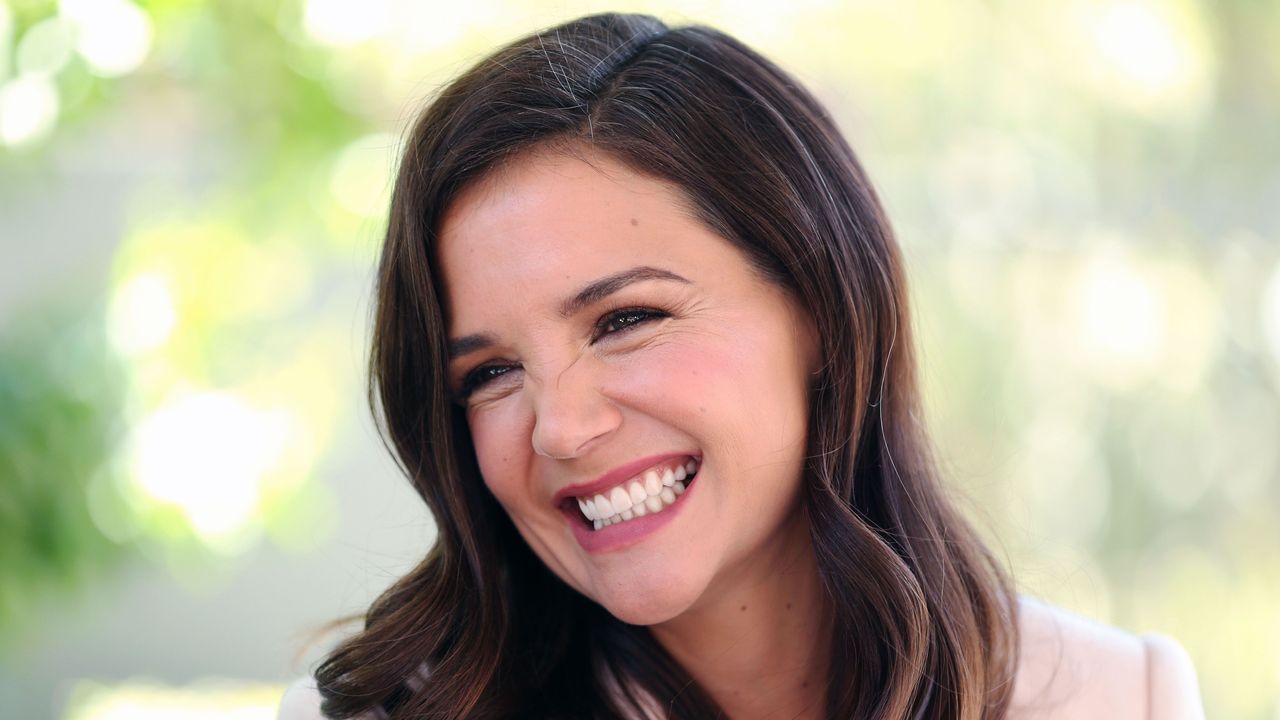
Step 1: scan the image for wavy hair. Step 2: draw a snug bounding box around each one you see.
[314,12,1019,719]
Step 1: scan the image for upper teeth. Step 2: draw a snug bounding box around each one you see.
[577,458,697,530]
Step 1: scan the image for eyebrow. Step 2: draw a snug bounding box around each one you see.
[558,266,690,317]
[446,265,691,361]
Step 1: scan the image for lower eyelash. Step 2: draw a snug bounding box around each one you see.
[459,363,518,399]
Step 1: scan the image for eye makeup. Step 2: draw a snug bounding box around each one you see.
[450,304,673,404]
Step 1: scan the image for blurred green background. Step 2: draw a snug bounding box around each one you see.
[1,0,1276,718]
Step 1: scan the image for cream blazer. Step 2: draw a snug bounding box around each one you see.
[278,596,1205,719]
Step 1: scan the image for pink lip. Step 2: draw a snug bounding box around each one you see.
[551,452,698,505]
[561,468,701,554]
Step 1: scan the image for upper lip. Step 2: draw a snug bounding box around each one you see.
[552,452,698,504]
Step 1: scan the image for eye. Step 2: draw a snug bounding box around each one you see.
[593,307,669,340]
[455,306,670,404]
[457,362,519,401]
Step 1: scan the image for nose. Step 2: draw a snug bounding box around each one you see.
[528,360,621,460]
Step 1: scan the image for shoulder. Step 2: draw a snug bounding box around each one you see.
[277,676,389,720]
[1010,595,1205,720]
[278,676,326,720]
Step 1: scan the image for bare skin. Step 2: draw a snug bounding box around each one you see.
[650,506,833,719]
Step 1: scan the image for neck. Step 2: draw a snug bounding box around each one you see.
[650,507,832,720]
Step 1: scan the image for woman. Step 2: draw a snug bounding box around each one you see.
[280,12,1203,719]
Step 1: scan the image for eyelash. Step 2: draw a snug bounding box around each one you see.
[456,306,669,401]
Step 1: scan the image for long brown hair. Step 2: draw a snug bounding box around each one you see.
[314,12,1019,719]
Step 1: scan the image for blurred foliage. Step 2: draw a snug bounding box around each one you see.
[1,0,1277,717]
[0,305,127,649]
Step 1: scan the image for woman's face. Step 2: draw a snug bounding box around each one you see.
[439,147,817,625]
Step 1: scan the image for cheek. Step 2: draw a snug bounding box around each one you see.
[630,328,810,474]
[467,404,531,503]
[615,335,778,442]
[618,340,735,407]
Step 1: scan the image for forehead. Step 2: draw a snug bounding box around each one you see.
[436,149,707,310]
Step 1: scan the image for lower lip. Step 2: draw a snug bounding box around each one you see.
[564,475,699,554]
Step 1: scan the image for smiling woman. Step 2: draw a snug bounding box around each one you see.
[439,149,819,623]
[279,11,1203,720]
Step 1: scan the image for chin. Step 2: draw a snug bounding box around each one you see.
[589,565,708,626]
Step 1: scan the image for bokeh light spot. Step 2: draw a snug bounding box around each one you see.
[1071,247,1166,388]
[303,0,389,47]
[16,16,76,77]
[108,272,178,356]
[1077,0,1211,115]
[0,73,60,146]
[129,391,295,550]
[1093,2,1182,88]
[61,0,153,77]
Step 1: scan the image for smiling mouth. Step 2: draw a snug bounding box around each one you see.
[566,457,699,531]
